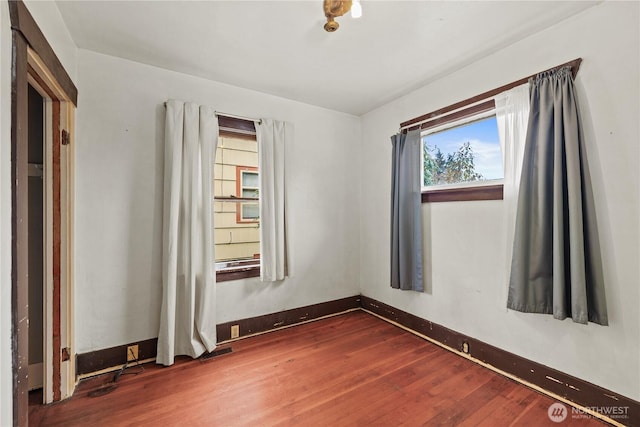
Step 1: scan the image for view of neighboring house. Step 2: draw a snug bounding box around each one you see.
[213,136,260,263]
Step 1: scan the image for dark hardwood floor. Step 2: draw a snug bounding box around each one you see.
[29,311,608,426]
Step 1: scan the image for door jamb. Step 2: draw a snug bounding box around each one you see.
[9,1,77,424]
[28,49,77,402]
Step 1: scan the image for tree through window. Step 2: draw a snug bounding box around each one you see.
[422,114,503,188]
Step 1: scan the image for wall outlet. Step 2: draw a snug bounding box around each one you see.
[231,325,240,339]
[127,344,139,362]
[462,341,470,354]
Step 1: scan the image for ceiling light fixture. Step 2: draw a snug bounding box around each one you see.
[351,0,362,19]
[323,0,361,32]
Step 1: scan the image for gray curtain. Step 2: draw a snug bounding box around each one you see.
[507,67,608,325]
[390,130,424,292]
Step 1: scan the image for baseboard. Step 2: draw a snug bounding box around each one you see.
[216,295,361,342]
[76,338,158,377]
[360,295,639,427]
[76,295,361,377]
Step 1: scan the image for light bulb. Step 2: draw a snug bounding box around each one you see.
[351,0,362,19]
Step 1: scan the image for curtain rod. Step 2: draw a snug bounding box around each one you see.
[399,58,582,131]
[162,103,262,125]
[215,111,262,125]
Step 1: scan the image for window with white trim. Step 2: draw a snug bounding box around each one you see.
[236,167,259,222]
[422,111,503,191]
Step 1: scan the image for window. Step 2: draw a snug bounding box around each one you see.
[401,59,583,204]
[236,167,259,222]
[214,117,260,282]
[422,112,503,189]
[401,99,504,203]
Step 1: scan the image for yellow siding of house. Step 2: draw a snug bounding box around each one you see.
[214,136,260,262]
[215,242,260,262]
[215,226,260,244]
[216,181,238,199]
[214,164,236,181]
[213,207,258,229]
[215,150,258,180]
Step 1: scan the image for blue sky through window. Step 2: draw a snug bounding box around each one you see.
[423,116,503,180]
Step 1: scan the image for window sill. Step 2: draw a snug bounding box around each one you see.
[215,257,260,283]
[422,184,503,203]
[216,265,260,282]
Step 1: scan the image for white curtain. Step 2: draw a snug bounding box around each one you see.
[157,100,218,366]
[494,84,530,305]
[257,119,292,281]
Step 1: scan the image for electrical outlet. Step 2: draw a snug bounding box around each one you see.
[462,341,470,354]
[231,325,240,339]
[127,344,139,362]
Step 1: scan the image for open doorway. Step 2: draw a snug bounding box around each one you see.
[23,51,77,406]
[10,1,78,423]
[27,84,45,393]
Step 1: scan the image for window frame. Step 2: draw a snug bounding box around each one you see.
[400,58,583,204]
[235,166,259,223]
[419,104,504,202]
[420,106,504,203]
[215,116,261,282]
[216,260,261,282]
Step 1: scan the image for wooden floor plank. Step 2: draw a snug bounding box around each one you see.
[464,381,536,427]
[269,342,444,426]
[29,311,608,426]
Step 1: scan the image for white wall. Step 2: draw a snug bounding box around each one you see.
[0,0,77,423]
[360,1,639,401]
[74,49,361,353]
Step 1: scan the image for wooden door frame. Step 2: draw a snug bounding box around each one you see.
[24,71,56,396]
[9,1,77,425]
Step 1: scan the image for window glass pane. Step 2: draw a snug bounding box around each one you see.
[213,136,260,266]
[213,201,260,262]
[242,189,259,198]
[242,203,259,219]
[242,171,259,188]
[423,116,502,187]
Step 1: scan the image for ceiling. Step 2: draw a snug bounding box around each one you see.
[55,1,599,116]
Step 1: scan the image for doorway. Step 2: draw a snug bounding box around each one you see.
[10,1,79,423]
[27,84,45,393]
[24,51,76,406]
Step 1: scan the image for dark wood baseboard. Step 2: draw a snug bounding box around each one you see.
[76,338,158,376]
[76,295,361,376]
[360,295,639,427]
[216,295,361,342]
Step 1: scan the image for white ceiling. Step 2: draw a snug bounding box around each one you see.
[55,1,599,116]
